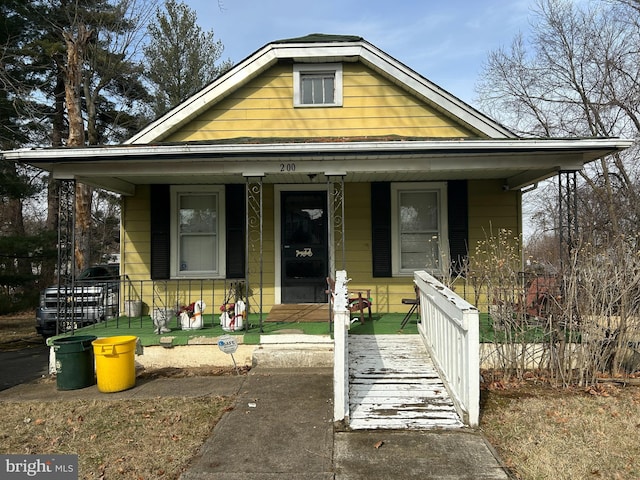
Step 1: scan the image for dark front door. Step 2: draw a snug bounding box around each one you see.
[281,191,328,303]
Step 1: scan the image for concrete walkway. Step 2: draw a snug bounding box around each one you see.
[0,367,511,479]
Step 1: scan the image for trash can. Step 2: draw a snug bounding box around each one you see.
[92,336,138,393]
[53,335,97,391]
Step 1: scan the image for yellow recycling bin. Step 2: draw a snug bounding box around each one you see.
[92,336,138,393]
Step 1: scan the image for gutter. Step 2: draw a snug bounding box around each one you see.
[2,138,634,163]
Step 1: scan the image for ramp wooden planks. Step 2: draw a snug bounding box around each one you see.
[348,335,464,430]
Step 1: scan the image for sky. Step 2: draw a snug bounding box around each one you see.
[183,0,533,109]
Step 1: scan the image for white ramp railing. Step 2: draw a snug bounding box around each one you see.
[415,271,480,427]
[332,271,351,424]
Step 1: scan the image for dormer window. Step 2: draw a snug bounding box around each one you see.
[293,63,343,107]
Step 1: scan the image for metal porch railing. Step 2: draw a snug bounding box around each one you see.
[46,277,250,336]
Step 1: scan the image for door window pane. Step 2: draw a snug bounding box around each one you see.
[283,196,325,245]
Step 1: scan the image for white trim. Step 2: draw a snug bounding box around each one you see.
[5,139,633,195]
[293,63,343,107]
[6,138,632,160]
[170,185,226,279]
[274,184,329,304]
[391,182,448,277]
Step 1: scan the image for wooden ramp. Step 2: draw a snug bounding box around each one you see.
[348,335,463,430]
[265,303,330,322]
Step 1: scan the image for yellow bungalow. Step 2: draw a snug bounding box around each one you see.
[6,34,631,322]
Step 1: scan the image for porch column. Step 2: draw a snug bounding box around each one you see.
[57,179,76,283]
[327,175,345,272]
[55,179,76,336]
[245,176,264,332]
[558,170,578,271]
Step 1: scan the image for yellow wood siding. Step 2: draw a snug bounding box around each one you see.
[165,63,476,142]
[121,180,522,314]
[120,185,275,314]
[340,183,419,313]
[122,185,151,281]
[467,179,522,251]
[333,181,522,313]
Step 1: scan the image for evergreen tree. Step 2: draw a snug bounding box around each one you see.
[0,1,53,312]
[144,0,232,116]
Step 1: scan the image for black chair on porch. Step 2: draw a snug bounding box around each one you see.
[401,283,420,329]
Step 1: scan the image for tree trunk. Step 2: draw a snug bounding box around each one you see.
[74,183,92,271]
[63,25,93,272]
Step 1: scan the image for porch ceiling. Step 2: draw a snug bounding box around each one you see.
[3,138,632,196]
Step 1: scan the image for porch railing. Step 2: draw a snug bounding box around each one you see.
[415,270,480,427]
[119,277,248,324]
[48,277,249,336]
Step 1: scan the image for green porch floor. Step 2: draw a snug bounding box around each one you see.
[47,312,420,347]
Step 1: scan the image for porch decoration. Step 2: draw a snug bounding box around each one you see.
[180,300,206,330]
[220,299,245,331]
[152,307,174,334]
[219,283,246,331]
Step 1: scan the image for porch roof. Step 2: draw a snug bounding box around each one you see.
[2,137,633,196]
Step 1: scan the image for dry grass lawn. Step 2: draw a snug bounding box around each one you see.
[0,311,42,351]
[0,313,236,479]
[0,394,233,479]
[3,314,640,479]
[481,380,640,479]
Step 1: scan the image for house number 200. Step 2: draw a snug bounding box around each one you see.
[280,163,296,172]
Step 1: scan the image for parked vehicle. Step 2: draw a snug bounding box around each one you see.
[36,264,120,338]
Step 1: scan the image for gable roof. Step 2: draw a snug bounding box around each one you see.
[125,34,516,145]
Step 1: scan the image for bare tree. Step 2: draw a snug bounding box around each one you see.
[54,0,156,271]
[475,0,640,386]
[476,0,640,245]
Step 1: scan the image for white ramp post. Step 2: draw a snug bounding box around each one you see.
[333,270,350,424]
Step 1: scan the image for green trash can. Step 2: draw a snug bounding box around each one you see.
[53,335,97,390]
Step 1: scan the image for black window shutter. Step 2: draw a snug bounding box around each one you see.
[150,185,171,280]
[447,180,468,274]
[371,182,392,277]
[225,184,246,278]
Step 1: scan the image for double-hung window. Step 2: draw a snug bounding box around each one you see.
[293,63,343,107]
[170,186,225,278]
[391,183,448,275]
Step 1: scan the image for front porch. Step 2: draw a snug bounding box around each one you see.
[49,306,419,348]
